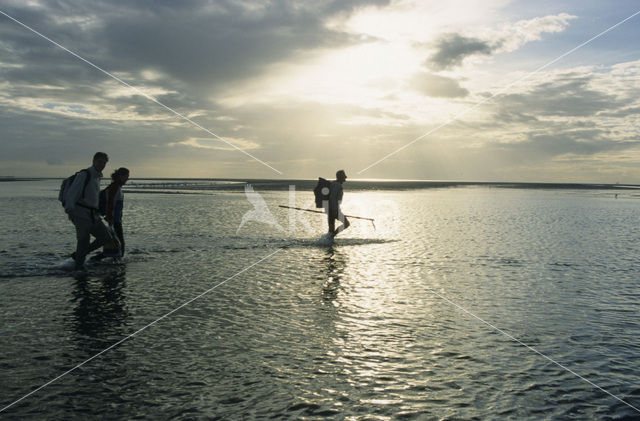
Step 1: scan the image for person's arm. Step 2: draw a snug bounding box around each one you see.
[328,192,336,210]
[64,170,87,214]
[329,183,343,209]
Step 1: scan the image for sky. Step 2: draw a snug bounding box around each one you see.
[0,0,639,182]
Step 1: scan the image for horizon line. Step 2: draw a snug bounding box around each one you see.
[1,175,638,187]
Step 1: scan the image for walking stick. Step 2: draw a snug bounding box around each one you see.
[278,205,376,229]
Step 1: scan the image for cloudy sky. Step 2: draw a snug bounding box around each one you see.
[1,0,639,182]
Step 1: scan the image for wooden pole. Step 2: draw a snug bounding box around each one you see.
[278,205,376,229]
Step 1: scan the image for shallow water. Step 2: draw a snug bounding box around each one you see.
[1,180,639,419]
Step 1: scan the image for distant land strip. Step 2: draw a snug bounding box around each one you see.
[123,179,640,191]
[7,177,640,191]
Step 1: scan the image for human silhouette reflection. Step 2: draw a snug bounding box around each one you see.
[69,267,130,353]
[322,245,346,306]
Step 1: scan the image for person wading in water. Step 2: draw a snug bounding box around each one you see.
[91,167,130,261]
[65,152,110,270]
[328,170,350,237]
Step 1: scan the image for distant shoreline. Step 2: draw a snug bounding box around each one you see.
[4,177,639,191]
[0,176,45,182]
[112,179,640,193]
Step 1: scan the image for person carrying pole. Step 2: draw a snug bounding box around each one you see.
[328,170,350,237]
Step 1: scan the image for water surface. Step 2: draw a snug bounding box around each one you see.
[1,180,639,419]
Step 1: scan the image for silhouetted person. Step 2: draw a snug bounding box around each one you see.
[91,167,129,260]
[65,152,110,270]
[328,170,350,236]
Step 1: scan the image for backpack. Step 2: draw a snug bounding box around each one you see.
[58,169,90,208]
[313,177,331,208]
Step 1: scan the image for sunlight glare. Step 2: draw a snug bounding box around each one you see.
[269,42,419,106]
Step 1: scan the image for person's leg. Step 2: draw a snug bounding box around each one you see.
[73,217,91,268]
[89,251,105,261]
[334,214,350,235]
[88,239,104,254]
[88,219,110,252]
[342,216,350,231]
[328,211,336,234]
[113,222,125,256]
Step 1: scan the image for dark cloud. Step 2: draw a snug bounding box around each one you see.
[432,129,640,183]
[493,110,539,124]
[503,132,608,158]
[439,72,639,164]
[425,33,496,71]
[478,135,640,182]
[424,14,576,72]
[1,0,389,90]
[497,75,627,118]
[409,72,468,98]
[598,106,640,118]
[0,0,392,124]
[0,102,176,163]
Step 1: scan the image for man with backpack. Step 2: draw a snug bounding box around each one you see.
[63,152,111,270]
